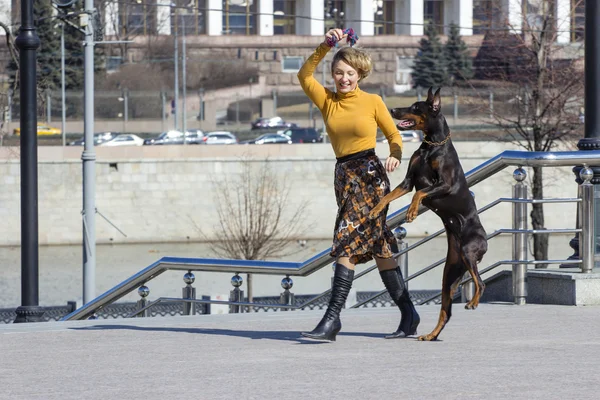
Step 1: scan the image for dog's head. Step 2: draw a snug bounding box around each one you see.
[390,87,443,132]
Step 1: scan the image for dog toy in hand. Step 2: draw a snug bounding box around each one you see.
[326,28,359,48]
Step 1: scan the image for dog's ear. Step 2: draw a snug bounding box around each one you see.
[432,88,442,113]
[426,87,434,103]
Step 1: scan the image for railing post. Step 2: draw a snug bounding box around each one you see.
[512,167,528,305]
[229,274,244,313]
[279,276,295,311]
[461,191,477,302]
[579,166,595,273]
[136,285,149,317]
[393,227,409,290]
[182,271,196,316]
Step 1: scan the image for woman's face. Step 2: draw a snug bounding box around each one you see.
[332,60,359,94]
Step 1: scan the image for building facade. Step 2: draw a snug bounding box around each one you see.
[99,0,582,42]
[0,1,582,42]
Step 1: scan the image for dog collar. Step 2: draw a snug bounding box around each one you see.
[423,132,451,146]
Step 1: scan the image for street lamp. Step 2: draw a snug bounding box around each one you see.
[564,1,600,268]
[14,0,43,323]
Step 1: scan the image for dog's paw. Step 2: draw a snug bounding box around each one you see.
[406,207,418,223]
[417,334,437,342]
[369,207,382,220]
[465,302,479,310]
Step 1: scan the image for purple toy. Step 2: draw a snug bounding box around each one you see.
[326,28,359,48]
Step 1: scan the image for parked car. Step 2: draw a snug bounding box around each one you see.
[14,123,61,136]
[240,133,292,145]
[100,134,145,147]
[202,131,238,145]
[144,130,205,145]
[184,130,204,144]
[377,130,423,143]
[251,116,297,130]
[282,127,323,143]
[68,132,120,146]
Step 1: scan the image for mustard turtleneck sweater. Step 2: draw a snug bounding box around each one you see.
[297,44,403,160]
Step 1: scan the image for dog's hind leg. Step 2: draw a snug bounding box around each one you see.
[462,238,487,310]
[418,235,465,341]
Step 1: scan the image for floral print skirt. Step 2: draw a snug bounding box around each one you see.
[330,151,398,265]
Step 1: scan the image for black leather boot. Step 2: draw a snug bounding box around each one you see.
[380,266,420,339]
[301,264,354,342]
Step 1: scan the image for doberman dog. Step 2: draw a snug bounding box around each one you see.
[370,87,487,341]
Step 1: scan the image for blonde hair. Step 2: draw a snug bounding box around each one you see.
[331,47,373,82]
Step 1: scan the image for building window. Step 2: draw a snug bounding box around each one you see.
[324,1,346,31]
[106,56,123,73]
[274,0,296,34]
[473,0,495,34]
[282,56,304,73]
[118,0,157,36]
[172,0,207,35]
[424,0,443,34]
[374,0,394,35]
[223,0,257,35]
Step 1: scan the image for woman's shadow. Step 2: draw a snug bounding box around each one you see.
[70,324,386,343]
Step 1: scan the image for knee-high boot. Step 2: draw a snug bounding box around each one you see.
[380,266,420,338]
[301,263,354,342]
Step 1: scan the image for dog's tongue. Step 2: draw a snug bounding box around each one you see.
[397,120,413,129]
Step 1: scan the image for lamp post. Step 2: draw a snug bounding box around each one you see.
[564,1,600,267]
[198,88,204,121]
[14,0,44,322]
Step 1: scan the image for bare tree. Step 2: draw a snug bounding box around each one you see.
[197,157,311,301]
[470,0,584,267]
[0,20,18,141]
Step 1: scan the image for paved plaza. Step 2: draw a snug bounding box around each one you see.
[0,304,598,400]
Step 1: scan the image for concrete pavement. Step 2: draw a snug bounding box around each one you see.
[0,304,598,400]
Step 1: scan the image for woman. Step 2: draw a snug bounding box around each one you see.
[298,29,420,342]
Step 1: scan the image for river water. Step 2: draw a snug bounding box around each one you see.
[0,234,575,308]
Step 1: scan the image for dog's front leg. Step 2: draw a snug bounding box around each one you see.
[369,153,420,219]
[406,181,454,222]
[369,184,411,219]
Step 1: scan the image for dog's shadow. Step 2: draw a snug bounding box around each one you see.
[69,324,390,344]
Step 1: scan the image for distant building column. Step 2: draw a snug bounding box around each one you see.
[258,0,274,35]
[105,1,119,36]
[444,0,473,36]
[555,0,571,43]
[207,0,223,35]
[296,0,325,35]
[0,0,9,36]
[345,0,374,36]
[156,0,171,35]
[394,0,423,36]
[501,0,523,34]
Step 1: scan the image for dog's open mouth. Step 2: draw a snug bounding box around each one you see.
[396,119,415,130]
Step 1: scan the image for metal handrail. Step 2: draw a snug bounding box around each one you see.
[416,258,583,306]
[61,150,600,321]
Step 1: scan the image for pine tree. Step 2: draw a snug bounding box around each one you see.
[34,0,61,90]
[444,23,473,84]
[412,22,448,89]
[7,1,103,91]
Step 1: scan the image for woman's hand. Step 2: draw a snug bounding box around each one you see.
[385,156,400,173]
[323,29,347,47]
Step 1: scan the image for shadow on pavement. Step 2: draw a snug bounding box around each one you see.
[70,324,388,343]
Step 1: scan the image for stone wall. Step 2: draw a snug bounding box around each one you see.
[0,141,582,246]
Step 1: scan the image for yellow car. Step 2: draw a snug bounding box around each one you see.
[13,124,62,136]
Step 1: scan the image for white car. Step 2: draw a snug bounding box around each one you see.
[377,130,423,143]
[202,131,238,145]
[101,134,145,147]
